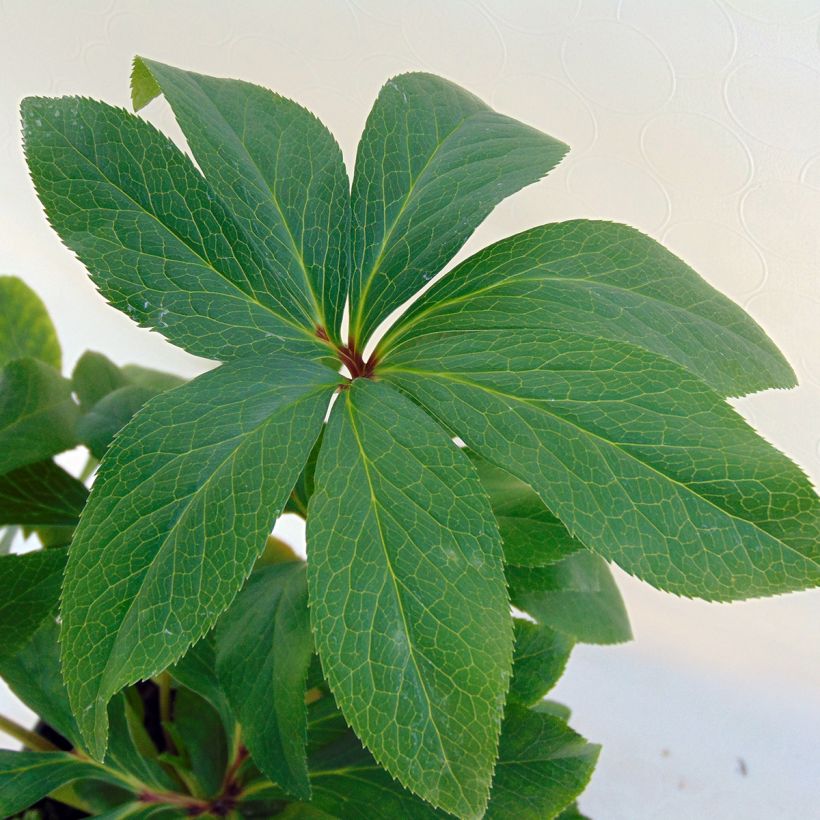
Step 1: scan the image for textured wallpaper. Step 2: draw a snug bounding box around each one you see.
[1,2,818,817]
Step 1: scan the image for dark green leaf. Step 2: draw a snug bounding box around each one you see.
[308,379,511,818]
[0,276,61,370]
[379,221,795,397]
[0,460,87,527]
[0,548,66,662]
[484,705,599,820]
[509,620,574,706]
[472,457,583,567]
[507,553,632,645]
[216,560,313,800]
[133,58,351,344]
[61,355,339,759]
[350,73,567,345]
[172,687,228,797]
[169,634,234,737]
[22,96,331,364]
[383,328,820,600]
[119,364,185,393]
[0,751,128,817]
[0,358,78,474]
[285,432,322,517]
[556,804,591,820]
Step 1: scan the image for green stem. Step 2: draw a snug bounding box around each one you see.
[0,712,60,752]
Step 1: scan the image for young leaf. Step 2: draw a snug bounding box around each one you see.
[379,220,795,398]
[133,58,351,344]
[216,560,313,800]
[383,328,820,600]
[0,751,129,817]
[75,384,157,459]
[0,548,66,662]
[507,553,632,645]
[308,379,512,819]
[21,96,330,364]
[472,456,583,567]
[0,358,78,474]
[0,460,87,527]
[350,73,567,345]
[0,276,61,370]
[509,620,574,706]
[484,705,599,820]
[61,355,339,759]
[72,352,129,411]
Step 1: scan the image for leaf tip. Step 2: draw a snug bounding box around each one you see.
[130,56,161,112]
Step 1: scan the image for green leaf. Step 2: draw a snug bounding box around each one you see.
[0,548,66,663]
[305,732,441,820]
[0,460,87,527]
[0,751,128,817]
[61,355,339,759]
[72,352,129,411]
[307,378,511,819]
[172,687,228,797]
[484,705,599,820]
[216,560,313,800]
[509,620,574,707]
[169,634,233,737]
[0,276,61,370]
[285,432,322,517]
[21,96,331,364]
[133,58,351,344]
[350,73,567,345]
[383,328,820,600]
[0,358,78,474]
[556,803,590,820]
[94,805,181,820]
[0,618,80,745]
[76,384,157,459]
[119,364,185,393]
[379,221,795,397]
[507,552,632,645]
[472,456,583,567]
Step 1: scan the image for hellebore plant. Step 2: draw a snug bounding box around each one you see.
[0,58,817,818]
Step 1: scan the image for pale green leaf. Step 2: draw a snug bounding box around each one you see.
[0,358,78,474]
[383,328,820,600]
[508,553,632,645]
[0,460,87,527]
[21,96,331,364]
[350,73,567,345]
[61,355,339,759]
[216,560,313,800]
[484,705,599,820]
[307,379,511,819]
[133,58,351,344]
[0,276,61,370]
[0,549,66,663]
[72,351,129,411]
[509,620,574,706]
[76,384,157,458]
[379,221,795,397]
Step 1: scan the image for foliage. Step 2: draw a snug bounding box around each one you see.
[0,58,816,819]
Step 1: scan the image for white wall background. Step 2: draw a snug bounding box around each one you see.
[1,1,819,817]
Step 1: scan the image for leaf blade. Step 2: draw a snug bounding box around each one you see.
[351,73,567,344]
[0,276,61,370]
[379,221,795,397]
[133,58,352,343]
[61,355,339,758]
[383,328,820,600]
[216,561,314,800]
[22,96,330,363]
[307,379,512,818]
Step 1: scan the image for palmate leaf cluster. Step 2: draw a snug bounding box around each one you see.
[0,56,817,819]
